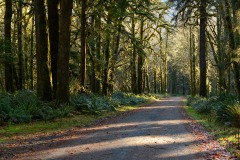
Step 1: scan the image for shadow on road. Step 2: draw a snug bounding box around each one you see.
[2,97,207,160]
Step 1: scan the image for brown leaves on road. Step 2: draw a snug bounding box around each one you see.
[180,106,237,160]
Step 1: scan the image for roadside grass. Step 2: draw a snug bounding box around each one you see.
[0,98,155,143]
[184,105,240,157]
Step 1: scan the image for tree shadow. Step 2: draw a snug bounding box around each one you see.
[1,98,206,160]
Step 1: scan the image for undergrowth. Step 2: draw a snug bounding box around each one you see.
[0,91,156,125]
[186,93,240,157]
[0,91,158,142]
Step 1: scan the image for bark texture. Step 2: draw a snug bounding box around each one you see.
[34,0,52,101]
[56,0,73,103]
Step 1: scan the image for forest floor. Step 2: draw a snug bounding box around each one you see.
[0,97,234,160]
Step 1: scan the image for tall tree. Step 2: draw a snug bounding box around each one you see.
[47,0,59,98]
[189,27,197,96]
[95,13,102,93]
[56,0,73,103]
[131,15,137,94]
[199,0,207,97]
[137,18,144,94]
[223,0,240,98]
[4,0,14,92]
[102,12,111,95]
[170,0,208,96]
[80,0,87,88]
[30,2,35,90]
[18,0,23,90]
[34,0,52,101]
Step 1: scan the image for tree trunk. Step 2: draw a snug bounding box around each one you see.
[154,68,157,93]
[199,0,207,97]
[80,0,87,88]
[4,0,14,93]
[182,74,185,95]
[102,13,111,96]
[35,0,52,101]
[89,16,96,93]
[131,16,137,94]
[159,65,163,94]
[146,68,150,93]
[189,27,193,96]
[47,0,59,98]
[30,5,34,90]
[95,14,101,93]
[109,22,122,93]
[142,67,146,93]
[216,7,227,93]
[137,19,144,94]
[192,33,197,96]
[56,0,73,103]
[164,31,168,94]
[224,0,240,98]
[18,0,23,90]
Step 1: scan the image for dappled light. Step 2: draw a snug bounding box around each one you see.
[1,0,239,159]
[3,97,206,160]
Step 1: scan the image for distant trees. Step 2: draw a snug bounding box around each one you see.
[170,0,240,97]
[170,0,208,97]
[3,0,240,103]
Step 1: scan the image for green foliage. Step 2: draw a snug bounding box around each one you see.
[187,94,239,124]
[187,96,213,114]
[187,94,240,126]
[112,92,146,105]
[71,92,148,114]
[225,104,240,129]
[0,91,151,125]
[0,91,72,125]
[186,95,240,153]
[225,104,240,148]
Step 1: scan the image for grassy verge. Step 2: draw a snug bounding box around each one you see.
[0,99,155,143]
[184,105,240,157]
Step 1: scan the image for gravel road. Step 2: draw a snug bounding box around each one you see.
[9,97,205,160]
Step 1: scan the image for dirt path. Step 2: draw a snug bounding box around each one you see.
[3,97,207,160]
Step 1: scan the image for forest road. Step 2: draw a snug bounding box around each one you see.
[13,97,205,160]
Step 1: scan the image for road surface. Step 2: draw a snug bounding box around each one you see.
[4,97,206,160]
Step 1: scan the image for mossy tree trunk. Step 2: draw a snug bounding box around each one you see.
[224,0,240,98]
[102,13,111,96]
[199,0,207,97]
[137,18,144,94]
[131,16,137,94]
[56,0,73,103]
[80,0,87,88]
[4,0,14,93]
[34,0,52,101]
[18,0,23,90]
[47,0,59,99]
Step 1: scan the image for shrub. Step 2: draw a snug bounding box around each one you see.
[70,94,95,113]
[225,104,240,148]
[225,104,240,129]
[71,92,147,114]
[188,97,213,114]
[0,93,13,122]
[0,91,73,124]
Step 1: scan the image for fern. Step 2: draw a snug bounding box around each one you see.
[225,104,240,148]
